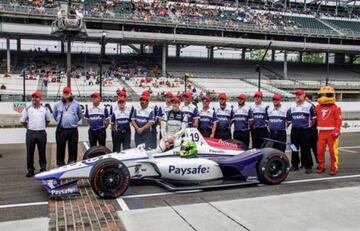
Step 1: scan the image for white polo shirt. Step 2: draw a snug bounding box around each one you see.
[20,105,51,131]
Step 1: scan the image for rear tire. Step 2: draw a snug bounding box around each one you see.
[83,145,111,160]
[89,158,130,199]
[257,148,290,185]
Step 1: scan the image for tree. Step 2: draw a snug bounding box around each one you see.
[249,49,270,61]
[303,52,324,63]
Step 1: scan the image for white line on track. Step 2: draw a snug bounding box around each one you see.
[0,201,48,209]
[116,198,130,211]
[83,141,90,151]
[284,174,360,184]
[339,148,357,153]
[122,190,202,199]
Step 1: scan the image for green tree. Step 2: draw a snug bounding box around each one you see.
[303,53,324,63]
[249,49,270,61]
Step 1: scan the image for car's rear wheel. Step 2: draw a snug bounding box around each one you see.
[83,145,111,160]
[89,158,130,199]
[257,148,289,185]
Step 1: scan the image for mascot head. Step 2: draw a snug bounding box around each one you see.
[317,86,336,105]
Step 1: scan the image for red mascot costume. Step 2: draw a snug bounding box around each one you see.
[315,86,342,176]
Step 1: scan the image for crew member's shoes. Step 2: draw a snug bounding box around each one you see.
[26,170,35,177]
[290,166,299,171]
[329,170,337,176]
[39,168,47,173]
[316,168,325,174]
[305,168,312,174]
[316,165,322,171]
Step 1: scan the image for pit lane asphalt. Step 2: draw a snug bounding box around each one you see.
[1,133,360,223]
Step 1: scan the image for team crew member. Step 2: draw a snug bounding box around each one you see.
[232,94,253,147]
[305,94,319,164]
[111,97,134,152]
[20,92,51,177]
[157,92,174,141]
[315,86,342,176]
[131,94,155,149]
[181,92,199,128]
[250,91,268,148]
[266,93,288,152]
[53,87,82,167]
[84,92,109,147]
[160,97,188,150]
[197,96,217,138]
[214,93,233,139]
[287,89,316,173]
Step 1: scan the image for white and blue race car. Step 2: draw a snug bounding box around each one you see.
[35,128,290,199]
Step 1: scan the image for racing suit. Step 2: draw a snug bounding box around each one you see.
[159,110,188,151]
[315,104,342,173]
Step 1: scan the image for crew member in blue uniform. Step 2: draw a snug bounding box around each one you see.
[181,92,199,128]
[111,97,134,152]
[287,89,317,173]
[197,96,218,138]
[53,87,82,167]
[305,94,319,164]
[250,91,268,148]
[232,93,253,147]
[266,93,288,152]
[214,93,233,140]
[131,94,155,149]
[84,92,109,147]
[20,91,51,177]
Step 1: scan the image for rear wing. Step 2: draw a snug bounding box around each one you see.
[261,138,298,152]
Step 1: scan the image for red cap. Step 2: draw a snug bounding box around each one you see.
[202,96,211,102]
[142,91,150,97]
[91,92,100,98]
[117,97,126,103]
[272,93,282,101]
[32,91,42,98]
[117,90,127,97]
[139,95,149,101]
[171,97,181,104]
[218,93,227,100]
[295,89,305,95]
[63,86,72,94]
[165,92,174,98]
[182,92,192,98]
[237,94,247,100]
[254,91,263,98]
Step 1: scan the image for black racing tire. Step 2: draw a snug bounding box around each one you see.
[83,145,111,160]
[89,158,130,199]
[223,139,247,148]
[257,148,290,185]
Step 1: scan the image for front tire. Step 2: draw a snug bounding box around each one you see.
[257,148,290,185]
[83,145,111,160]
[89,158,130,199]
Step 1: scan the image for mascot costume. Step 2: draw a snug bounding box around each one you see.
[315,86,342,176]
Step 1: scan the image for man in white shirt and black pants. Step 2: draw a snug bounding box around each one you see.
[20,92,51,177]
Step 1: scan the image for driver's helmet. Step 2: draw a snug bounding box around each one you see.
[179,141,197,158]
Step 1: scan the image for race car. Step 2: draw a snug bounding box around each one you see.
[35,128,290,199]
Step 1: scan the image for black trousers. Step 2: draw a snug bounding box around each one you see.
[268,130,287,153]
[56,128,79,166]
[26,130,47,171]
[251,127,268,149]
[215,129,231,140]
[151,126,158,149]
[199,129,211,138]
[290,128,313,169]
[233,130,250,147]
[135,130,154,149]
[88,128,106,147]
[113,130,131,152]
[310,127,319,163]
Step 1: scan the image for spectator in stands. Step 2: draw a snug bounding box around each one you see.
[53,87,82,167]
[250,91,268,148]
[214,93,233,140]
[181,92,199,128]
[20,91,50,177]
[197,96,217,138]
[111,97,134,152]
[232,94,253,147]
[131,94,155,149]
[266,93,288,152]
[287,89,316,173]
[83,92,109,147]
[305,94,319,164]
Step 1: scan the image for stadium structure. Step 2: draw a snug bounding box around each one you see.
[0,0,360,104]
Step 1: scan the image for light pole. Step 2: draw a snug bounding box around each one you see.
[256,42,272,92]
[99,31,106,97]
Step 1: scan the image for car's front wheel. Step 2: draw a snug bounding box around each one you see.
[83,145,111,160]
[89,158,130,199]
[257,148,290,185]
